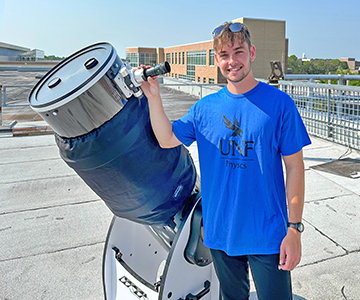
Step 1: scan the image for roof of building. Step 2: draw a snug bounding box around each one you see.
[0,41,30,52]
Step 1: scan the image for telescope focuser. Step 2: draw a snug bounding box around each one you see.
[113,61,171,99]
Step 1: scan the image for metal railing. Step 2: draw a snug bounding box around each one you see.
[0,84,36,126]
[284,74,360,85]
[279,80,360,150]
[2,80,360,151]
[1,84,33,107]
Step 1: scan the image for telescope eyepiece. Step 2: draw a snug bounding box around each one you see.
[144,61,171,79]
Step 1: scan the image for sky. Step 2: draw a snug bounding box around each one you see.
[0,0,359,60]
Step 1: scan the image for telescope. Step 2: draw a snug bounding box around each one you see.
[28,42,219,300]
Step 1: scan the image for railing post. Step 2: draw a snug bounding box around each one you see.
[0,85,2,126]
[307,85,314,111]
[327,88,333,138]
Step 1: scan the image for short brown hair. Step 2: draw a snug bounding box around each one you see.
[213,22,252,53]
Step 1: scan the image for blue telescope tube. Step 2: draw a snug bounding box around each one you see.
[55,95,196,226]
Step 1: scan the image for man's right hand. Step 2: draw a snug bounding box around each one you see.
[141,76,160,100]
[138,67,181,149]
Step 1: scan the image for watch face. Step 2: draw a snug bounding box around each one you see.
[288,222,304,232]
[298,223,305,232]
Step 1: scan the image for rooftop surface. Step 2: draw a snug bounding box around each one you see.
[0,74,359,299]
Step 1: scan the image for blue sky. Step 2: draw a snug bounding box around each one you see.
[0,0,359,60]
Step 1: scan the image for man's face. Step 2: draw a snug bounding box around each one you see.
[215,39,256,84]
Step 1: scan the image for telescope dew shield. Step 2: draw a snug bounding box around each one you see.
[28,42,197,226]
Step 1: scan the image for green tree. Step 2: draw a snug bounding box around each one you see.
[287,55,304,74]
[44,55,65,60]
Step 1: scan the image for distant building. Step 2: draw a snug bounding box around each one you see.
[0,42,30,61]
[301,53,311,62]
[126,17,288,82]
[19,49,45,61]
[340,58,360,74]
[0,41,44,61]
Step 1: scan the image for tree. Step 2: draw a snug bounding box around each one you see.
[287,55,304,74]
[287,56,357,77]
[44,55,65,61]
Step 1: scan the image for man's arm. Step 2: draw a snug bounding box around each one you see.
[279,149,305,271]
[141,77,182,148]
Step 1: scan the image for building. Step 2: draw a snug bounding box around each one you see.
[0,41,44,61]
[19,49,45,61]
[301,53,311,62]
[340,58,360,74]
[232,18,288,80]
[126,18,288,83]
[164,41,217,83]
[0,42,30,61]
[126,47,158,66]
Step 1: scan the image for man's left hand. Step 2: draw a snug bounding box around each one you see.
[279,228,302,271]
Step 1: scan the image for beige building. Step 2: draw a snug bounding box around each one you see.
[233,18,288,80]
[126,18,288,83]
[340,57,360,73]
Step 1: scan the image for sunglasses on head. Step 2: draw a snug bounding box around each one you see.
[212,22,243,37]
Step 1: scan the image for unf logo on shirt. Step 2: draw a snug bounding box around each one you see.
[220,114,255,158]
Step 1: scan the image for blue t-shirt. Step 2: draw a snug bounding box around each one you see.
[172,82,311,256]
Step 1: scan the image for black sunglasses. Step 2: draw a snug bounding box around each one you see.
[212,22,243,37]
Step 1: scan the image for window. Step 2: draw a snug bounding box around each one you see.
[166,53,170,63]
[182,52,185,65]
[203,78,206,83]
[178,51,207,81]
[175,53,177,64]
[126,53,139,66]
[179,64,195,81]
[139,53,157,66]
[187,51,206,66]
[172,53,174,64]
[209,50,215,66]
[209,78,215,84]
[126,53,157,67]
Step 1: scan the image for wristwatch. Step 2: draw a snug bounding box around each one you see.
[287,222,304,233]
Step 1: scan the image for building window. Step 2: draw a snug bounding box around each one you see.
[187,50,206,66]
[179,64,195,81]
[175,53,177,64]
[209,78,215,84]
[182,52,185,65]
[178,51,207,81]
[126,53,139,66]
[172,53,174,64]
[139,53,157,66]
[125,52,156,67]
[166,53,170,63]
[209,50,215,66]
[203,78,206,83]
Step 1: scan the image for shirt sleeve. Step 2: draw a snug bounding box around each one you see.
[172,105,197,147]
[279,104,311,156]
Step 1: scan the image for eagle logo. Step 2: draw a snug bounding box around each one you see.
[223,114,243,137]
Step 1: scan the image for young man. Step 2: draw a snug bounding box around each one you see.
[141,22,311,300]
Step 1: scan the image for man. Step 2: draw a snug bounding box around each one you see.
[141,21,311,300]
